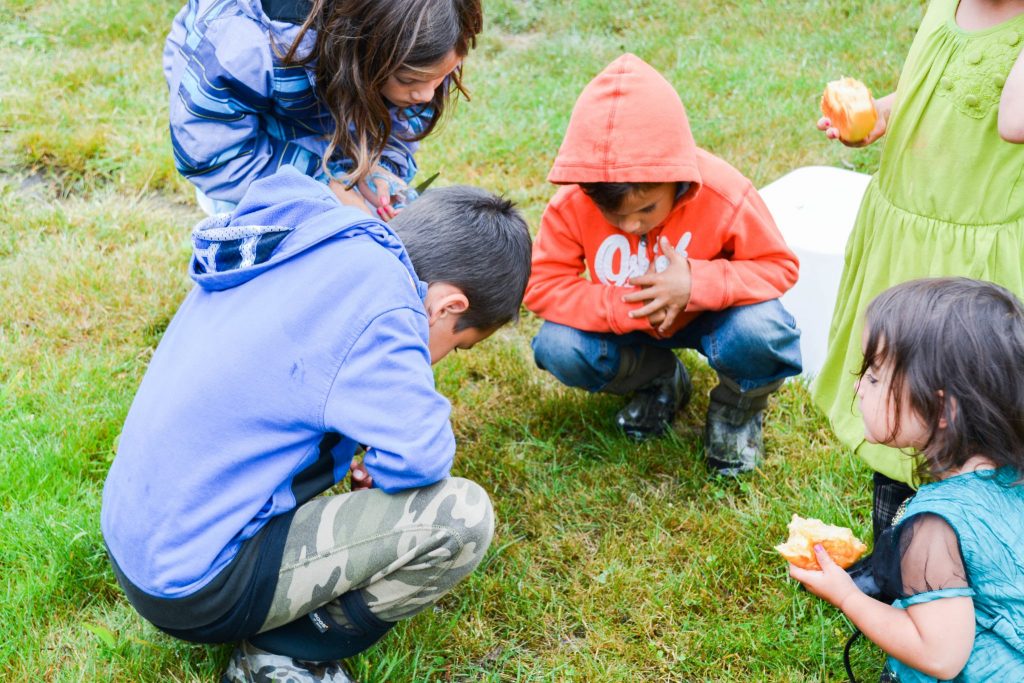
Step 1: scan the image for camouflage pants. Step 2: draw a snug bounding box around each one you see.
[258,477,494,633]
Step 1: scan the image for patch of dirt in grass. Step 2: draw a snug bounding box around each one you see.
[481,29,543,57]
[1,164,199,221]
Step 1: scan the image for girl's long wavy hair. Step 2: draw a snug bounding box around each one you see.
[283,0,482,186]
[860,277,1024,484]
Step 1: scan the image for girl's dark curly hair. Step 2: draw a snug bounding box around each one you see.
[284,0,482,186]
[860,277,1024,484]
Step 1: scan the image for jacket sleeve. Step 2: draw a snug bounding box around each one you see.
[524,201,654,335]
[685,185,799,312]
[167,16,322,203]
[325,106,425,185]
[376,107,431,184]
[322,307,454,494]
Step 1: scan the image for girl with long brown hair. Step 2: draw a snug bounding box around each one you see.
[164,0,482,216]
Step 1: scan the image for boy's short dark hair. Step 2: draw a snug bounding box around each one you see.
[579,181,665,213]
[391,186,532,331]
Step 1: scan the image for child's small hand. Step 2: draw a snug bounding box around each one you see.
[646,308,667,327]
[329,179,374,215]
[818,93,893,148]
[623,236,691,334]
[356,165,406,220]
[789,544,860,610]
[349,459,374,491]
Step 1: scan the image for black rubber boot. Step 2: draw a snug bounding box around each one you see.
[703,376,783,476]
[614,357,692,440]
[704,401,763,475]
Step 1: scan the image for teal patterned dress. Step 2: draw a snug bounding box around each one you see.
[880,468,1024,681]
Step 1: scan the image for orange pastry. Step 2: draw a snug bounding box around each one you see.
[775,514,868,570]
[820,77,878,143]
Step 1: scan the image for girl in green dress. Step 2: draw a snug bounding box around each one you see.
[792,278,1024,682]
[813,0,1024,544]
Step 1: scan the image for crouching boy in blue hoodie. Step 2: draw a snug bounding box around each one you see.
[100,167,532,682]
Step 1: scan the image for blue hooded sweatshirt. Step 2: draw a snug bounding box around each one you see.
[101,167,454,599]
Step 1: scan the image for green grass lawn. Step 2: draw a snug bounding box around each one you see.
[0,0,924,680]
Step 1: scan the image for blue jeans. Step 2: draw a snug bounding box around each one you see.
[531,300,802,395]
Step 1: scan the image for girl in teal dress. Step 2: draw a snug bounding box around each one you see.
[813,0,1024,545]
[791,278,1024,682]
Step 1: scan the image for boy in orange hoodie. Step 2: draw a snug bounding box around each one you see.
[524,54,802,476]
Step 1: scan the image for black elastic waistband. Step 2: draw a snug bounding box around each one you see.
[108,510,295,643]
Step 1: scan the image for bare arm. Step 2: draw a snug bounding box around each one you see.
[999,50,1024,143]
[840,589,975,678]
[329,180,373,215]
[792,548,975,678]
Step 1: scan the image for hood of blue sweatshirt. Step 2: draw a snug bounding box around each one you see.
[102,168,455,600]
[189,166,422,295]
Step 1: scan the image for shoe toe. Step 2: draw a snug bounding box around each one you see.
[222,641,358,683]
[615,361,690,440]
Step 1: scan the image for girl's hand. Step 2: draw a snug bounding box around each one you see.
[818,92,894,148]
[329,179,373,215]
[349,459,374,491]
[789,544,860,610]
[355,165,407,220]
[623,236,692,335]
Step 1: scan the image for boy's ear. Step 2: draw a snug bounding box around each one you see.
[424,282,469,325]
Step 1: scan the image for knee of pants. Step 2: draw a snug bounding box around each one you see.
[434,477,495,576]
[531,322,614,392]
[707,300,802,381]
[355,478,494,625]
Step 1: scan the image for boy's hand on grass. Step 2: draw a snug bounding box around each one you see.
[349,459,374,491]
[789,544,860,611]
[623,236,691,334]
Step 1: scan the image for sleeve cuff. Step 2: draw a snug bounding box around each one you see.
[894,586,975,608]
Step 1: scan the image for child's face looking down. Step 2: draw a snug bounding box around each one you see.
[597,182,678,237]
[382,50,461,109]
[428,319,494,364]
[422,282,495,364]
[855,333,930,450]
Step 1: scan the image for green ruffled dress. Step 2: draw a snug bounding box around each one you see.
[812,0,1024,485]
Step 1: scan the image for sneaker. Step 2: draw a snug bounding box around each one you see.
[222,641,357,683]
[704,400,763,476]
[615,358,692,440]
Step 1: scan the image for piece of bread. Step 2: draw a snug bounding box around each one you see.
[775,514,868,570]
[820,77,878,143]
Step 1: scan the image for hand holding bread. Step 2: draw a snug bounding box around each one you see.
[775,514,867,570]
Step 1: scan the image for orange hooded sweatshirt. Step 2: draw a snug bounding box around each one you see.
[524,54,799,338]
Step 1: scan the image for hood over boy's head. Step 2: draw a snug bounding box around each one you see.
[390,185,532,333]
[547,53,702,193]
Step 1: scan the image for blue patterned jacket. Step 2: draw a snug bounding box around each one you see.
[163,0,431,203]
